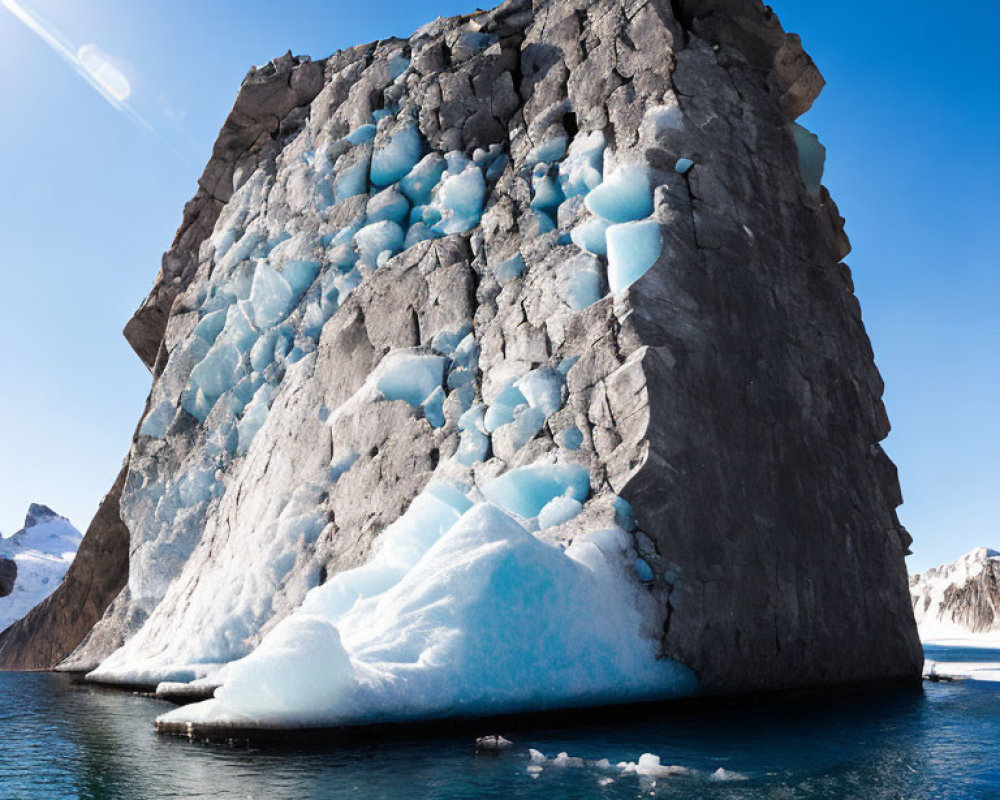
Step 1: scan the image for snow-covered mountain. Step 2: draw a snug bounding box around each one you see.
[0,505,82,633]
[910,548,1000,645]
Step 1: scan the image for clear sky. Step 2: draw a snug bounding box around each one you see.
[0,0,995,572]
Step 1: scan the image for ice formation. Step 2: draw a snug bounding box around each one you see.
[158,499,694,728]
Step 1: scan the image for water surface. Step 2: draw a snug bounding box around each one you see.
[2,650,998,799]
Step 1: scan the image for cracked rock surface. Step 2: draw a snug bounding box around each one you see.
[2,0,920,699]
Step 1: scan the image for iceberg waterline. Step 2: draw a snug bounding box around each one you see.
[156,492,695,728]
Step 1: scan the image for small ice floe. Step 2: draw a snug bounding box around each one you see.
[597,776,614,786]
[618,753,691,777]
[709,767,748,782]
[475,735,512,752]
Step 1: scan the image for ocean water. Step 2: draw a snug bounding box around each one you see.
[1,648,998,800]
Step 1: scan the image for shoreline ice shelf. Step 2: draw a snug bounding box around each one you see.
[0,0,922,733]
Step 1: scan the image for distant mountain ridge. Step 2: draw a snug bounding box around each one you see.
[0,505,82,633]
[910,548,1000,643]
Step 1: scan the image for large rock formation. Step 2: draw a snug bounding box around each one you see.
[0,559,15,598]
[3,0,920,728]
[911,548,1000,643]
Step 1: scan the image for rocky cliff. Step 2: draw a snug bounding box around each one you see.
[1,0,920,728]
[911,548,1000,643]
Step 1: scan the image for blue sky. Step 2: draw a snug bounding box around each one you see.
[0,0,995,572]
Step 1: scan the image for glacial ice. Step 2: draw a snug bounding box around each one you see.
[370,125,423,187]
[189,341,241,399]
[375,352,448,408]
[483,384,528,432]
[366,187,410,225]
[345,124,377,145]
[399,154,446,206]
[434,164,486,234]
[634,557,654,583]
[481,463,590,519]
[502,405,546,451]
[570,217,610,256]
[674,157,694,174]
[538,495,584,529]
[529,136,568,166]
[250,263,295,327]
[555,425,583,450]
[515,367,564,416]
[558,131,605,197]
[584,164,653,223]
[354,220,405,265]
[140,401,176,438]
[606,220,662,293]
[157,500,696,728]
[790,123,826,199]
[334,160,369,202]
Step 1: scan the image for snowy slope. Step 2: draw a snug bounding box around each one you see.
[0,505,82,633]
[910,548,1000,646]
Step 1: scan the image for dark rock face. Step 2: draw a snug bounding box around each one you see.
[23,504,60,529]
[4,0,921,699]
[0,559,16,598]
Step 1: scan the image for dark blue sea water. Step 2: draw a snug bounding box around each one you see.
[2,648,998,799]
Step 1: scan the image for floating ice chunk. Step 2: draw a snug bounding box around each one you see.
[555,425,583,450]
[399,153,446,206]
[790,122,826,199]
[140,401,176,438]
[551,752,585,768]
[189,341,241,399]
[709,768,748,782]
[421,386,446,428]
[538,496,584,529]
[570,217,610,256]
[475,735,512,751]
[375,352,447,408]
[634,558,654,583]
[455,428,490,465]
[529,749,547,764]
[493,254,526,286]
[674,157,694,174]
[371,125,423,187]
[526,765,543,776]
[482,463,590,519]
[345,124,377,145]
[559,131,605,197]
[620,754,691,777]
[193,309,227,344]
[354,220,405,264]
[367,187,410,225]
[597,777,614,786]
[606,220,663,293]
[334,160,369,202]
[516,367,564,416]
[250,263,295,328]
[585,164,653,223]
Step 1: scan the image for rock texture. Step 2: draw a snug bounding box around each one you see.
[4,0,920,706]
[0,559,15,598]
[911,548,1000,642]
